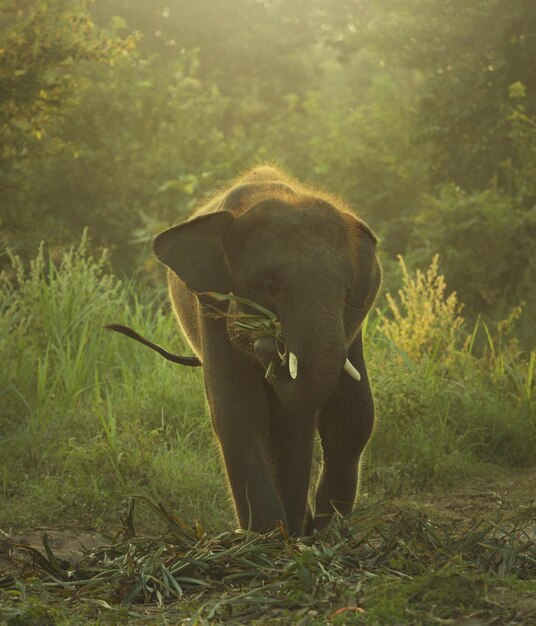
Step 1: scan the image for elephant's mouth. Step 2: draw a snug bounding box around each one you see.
[253,336,361,386]
[253,336,298,382]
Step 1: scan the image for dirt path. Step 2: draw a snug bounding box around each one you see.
[403,466,536,526]
[0,525,105,575]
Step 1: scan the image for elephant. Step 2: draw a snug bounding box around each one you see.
[111,165,381,535]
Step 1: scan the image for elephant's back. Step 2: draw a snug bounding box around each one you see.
[192,165,300,219]
[219,181,297,214]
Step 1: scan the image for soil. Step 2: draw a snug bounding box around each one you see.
[0,525,107,575]
[401,466,536,526]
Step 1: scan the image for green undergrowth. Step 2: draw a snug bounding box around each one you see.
[364,256,536,495]
[0,234,222,529]
[2,497,536,624]
[0,238,534,530]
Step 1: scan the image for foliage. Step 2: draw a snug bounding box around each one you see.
[0,0,135,263]
[412,185,536,343]
[1,0,534,340]
[344,0,536,193]
[379,255,465,364]
[0,0,132,152]
[12,48,234,270]
[340,0,536,337]
[3,497,536,623]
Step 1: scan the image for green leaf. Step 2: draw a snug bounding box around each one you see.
[201,292,278,320]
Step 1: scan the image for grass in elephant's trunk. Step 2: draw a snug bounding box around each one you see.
[200,291,287,380]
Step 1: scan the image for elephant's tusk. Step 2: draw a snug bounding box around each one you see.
[289,352,298,379]
[343,358,361,381]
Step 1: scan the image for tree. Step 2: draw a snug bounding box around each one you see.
[0,0,132,260]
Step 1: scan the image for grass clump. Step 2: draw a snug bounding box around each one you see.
[201,290,286,380]
[3,498,536,624]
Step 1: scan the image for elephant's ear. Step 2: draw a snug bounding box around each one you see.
[347,220,382,312]
[153,212,234,294]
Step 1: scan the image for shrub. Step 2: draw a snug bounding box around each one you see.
[378,255,465,364]
[367,256,536,493]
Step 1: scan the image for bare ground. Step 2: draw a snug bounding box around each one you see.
[399,466,535,523]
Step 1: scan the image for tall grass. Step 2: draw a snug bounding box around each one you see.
[0,240,534,528]
[365,255,536,494]
[0,234,221,528]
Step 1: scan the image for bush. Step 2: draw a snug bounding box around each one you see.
[366,256,536,493]
[412,185,536,344]
[379,254,465,364]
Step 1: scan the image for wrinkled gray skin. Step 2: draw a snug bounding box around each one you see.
[154,166,381,535]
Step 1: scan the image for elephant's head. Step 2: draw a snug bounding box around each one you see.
[154,198,380,413]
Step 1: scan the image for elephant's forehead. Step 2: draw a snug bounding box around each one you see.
[235,200,350,252]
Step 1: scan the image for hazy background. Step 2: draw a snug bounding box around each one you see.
[2,0,535,343]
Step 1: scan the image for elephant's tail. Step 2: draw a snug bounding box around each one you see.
[104,324,202,367]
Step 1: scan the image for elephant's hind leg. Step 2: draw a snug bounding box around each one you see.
[313,332,374,531]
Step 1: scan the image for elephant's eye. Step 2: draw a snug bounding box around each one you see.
[262,279,281,298]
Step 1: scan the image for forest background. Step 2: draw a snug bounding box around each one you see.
[0,1,535,622]
[2,0,535,337]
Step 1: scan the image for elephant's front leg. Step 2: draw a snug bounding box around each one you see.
[313,333,375,531]
[214,407,288,531]
[202,328,287,531]
[268,390,316,535]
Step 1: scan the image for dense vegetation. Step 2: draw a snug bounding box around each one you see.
[1,0,535,623]
[1,0,535,338]
[1,236,534,529]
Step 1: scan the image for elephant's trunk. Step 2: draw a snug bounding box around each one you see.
[254,307,347,413]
